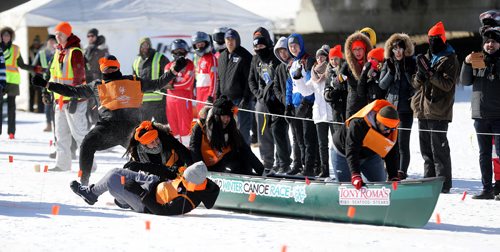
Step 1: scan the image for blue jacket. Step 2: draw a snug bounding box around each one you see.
[285,33,314,107]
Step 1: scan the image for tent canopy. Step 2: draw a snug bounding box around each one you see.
[0,0,273,110]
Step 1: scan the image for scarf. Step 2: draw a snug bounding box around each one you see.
[137,142,167,164]
[311,61,328,83]
[431,44,455,67]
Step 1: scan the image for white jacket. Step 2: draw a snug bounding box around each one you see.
[294,77,333,124]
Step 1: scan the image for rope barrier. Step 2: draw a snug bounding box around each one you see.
[154,90,500,136]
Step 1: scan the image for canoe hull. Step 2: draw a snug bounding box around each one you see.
[209,173,443,228]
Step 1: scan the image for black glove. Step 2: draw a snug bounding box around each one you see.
[32,74,48,88]
[292,65,303,80]
[124,180,146,197]
[416,54,432,79]
[386,58,396,74]
[42,91,52,105]
[207,96,214,104]
[124,161,177,180]
[323,86,334,102]
[172,57,187,73]
[367,68,378,80]
[284,104,295,123]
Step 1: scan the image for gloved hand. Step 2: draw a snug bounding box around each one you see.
[323,86,334,102]
[172,56,187,73]
[351,173,365,190]
[284,104,295,123]
[32,74,48,88]
[124,180,146,197]
[389,176,401,182]
[397,170,407,180]
[367,68,378,80]
[34,65,44,74]
[123,161,144,172]
[386,58,396,74]
[416,54,432,79]
[42,92,52,105]
[292,64,303,80]
[207,96,214,104]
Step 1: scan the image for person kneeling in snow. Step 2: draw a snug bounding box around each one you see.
[332,99,402,189]
[190,95,265,176]
[70,161,220,215]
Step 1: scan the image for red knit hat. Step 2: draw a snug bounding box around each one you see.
[55,22,72,37]
[351,40,366,51]
[329,45,343,59]
[428,21,446,43]
[367,48,385,62]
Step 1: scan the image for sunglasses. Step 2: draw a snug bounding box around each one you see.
[392,47,404,53]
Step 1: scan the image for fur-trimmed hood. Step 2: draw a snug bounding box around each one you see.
[0,27,15,41]
[344,32,373,80]
[384,33,414,59]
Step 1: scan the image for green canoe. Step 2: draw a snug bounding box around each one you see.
[208,173,444,228]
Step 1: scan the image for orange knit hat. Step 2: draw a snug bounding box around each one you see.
[367,48,385,62]
[329,45,343,59]
[99,55,120,72]
[376,105,399,129]
[134,121,159,145]
[55,22,72,37]
[428,21,446,43]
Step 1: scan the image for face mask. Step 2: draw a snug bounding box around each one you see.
[255,48,271,59]
[429,36,447,54]
[172,52,186,60]
[102,70,122,81]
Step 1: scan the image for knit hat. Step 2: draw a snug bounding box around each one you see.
[479,10,500,28]
[329,45,343,59]
[483,26,500,44]
[316,44,330,57]
[55,22,72,37]
[253,36,267,47]
[367,48,385,62]
[428,21,446,43]
[351,40,367,51]
[99,55,120,72]
[183,161,208,185]
[376,105,399,129]
[47,34,56,41]
[134,121,158,145]
[360,27,377,47]
[212,95,234,116]
[87,28,98,37]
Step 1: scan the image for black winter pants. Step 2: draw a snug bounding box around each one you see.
[473,119,500,191]
[0,95,16,135]
[271,116,291,169]
[398,112,413,174]
[316,122,333,168]
[418,119,452,190]
[79,120,138,184]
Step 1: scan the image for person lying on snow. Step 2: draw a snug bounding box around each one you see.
[190,95,265,176]
[70,161,220,215]
[332,99,403,189]
[122,120,193,182]
[31,55,187,186]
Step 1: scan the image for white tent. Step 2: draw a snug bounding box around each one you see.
[0,0,273,110]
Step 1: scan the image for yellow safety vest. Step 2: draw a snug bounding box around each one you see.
[133,52,163,102]
[4,44,21,84]
[49,47,83,101]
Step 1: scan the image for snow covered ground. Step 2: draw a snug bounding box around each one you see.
[1,86,499,251]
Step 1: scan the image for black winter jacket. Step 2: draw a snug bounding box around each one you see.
[460,55,500,119]
[216,46,253,106]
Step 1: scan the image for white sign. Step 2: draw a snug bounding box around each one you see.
[338,186,391,206]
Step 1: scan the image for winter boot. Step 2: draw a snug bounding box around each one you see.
[70,180,98,205]
[286,166,302,176]
[494,181,500,196]
[299,167,315,177]
[472,190,494,200]
[43,123,52,132]
[316,165,330,178]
